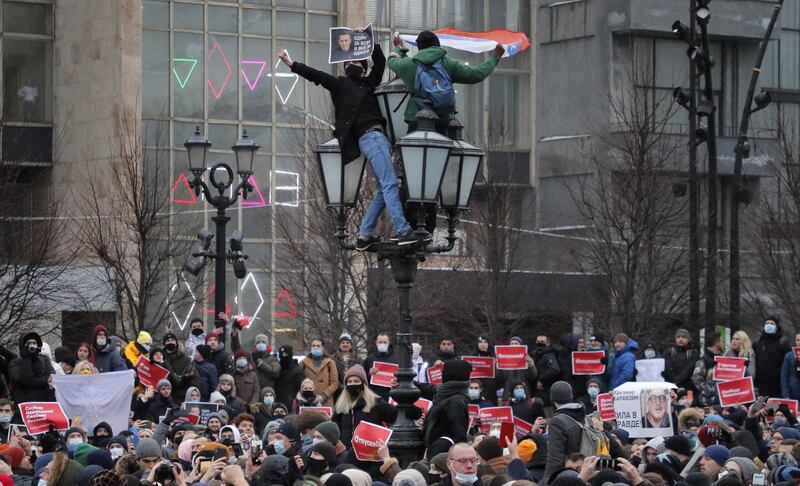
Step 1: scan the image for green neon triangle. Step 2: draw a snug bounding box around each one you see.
[172,58,198,89]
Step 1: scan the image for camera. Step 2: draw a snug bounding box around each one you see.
[154,460,174,483]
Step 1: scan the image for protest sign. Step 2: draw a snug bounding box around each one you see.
[613,381,676,438]
[53,370,135,436]
[635,358,665,382]
[389,397,433,415]
[352,421,393,462]
[427,364,444,385]
[717,377,755,407]
[463,356,495,379]
[182,402,220,425]
[597,392,615,421]
[712,357,747,382]
[329,24,374,63]
[468,404,480,429]
[478,406,514,433]
[514,417,534,436]
[232,315,252,329]
[494,346,528,370]
[18,402,69,435]
[135,356,170,389]
[370,362,398,388]
[299,407,333,417]
[768,398,799,418]
[571,351,605,375]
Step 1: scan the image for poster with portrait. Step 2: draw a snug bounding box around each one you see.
[612,381,677,438]
[329,24,375,63]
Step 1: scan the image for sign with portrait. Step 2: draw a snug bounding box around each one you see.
[612,381,677,438]
[329,24,375,63]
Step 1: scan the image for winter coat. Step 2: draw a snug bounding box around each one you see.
[253,403,277,434]
[507,396,545,424]
[144,395,178,423]
[9,332,55,405]
[469,345,499,403]
[664,345,700,390]
[691,349,720,406]
[230,331,281,390]
[558,333,587,399]
[185,332,205,361]
[387,45,499,122]
[234,365,261,407]
[725,347,756,379]
[610,339,639,389]
[91,325,126,373]
[332,395,397,446]
[781,350,800,400]
[193,360,218,401]
[299,355,339,406]
[220,391,247,419]
[332,350,361,383]
[163,346,192,404]
[422,381,470,447]
[290,45,386,164]
[209,347,233,378]
[755,331,791,397]
[363,346,398,400]
[412,357,430,384]
[542,403,585,485]
[275,357,305,406]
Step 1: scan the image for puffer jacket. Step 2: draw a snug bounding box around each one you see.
[610,339,639,388]
[781,350,800,400]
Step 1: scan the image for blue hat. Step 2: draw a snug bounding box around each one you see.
[773,465,800,484]
[277,421,296,440]
[778,427,800,440]
[702,444,730,467]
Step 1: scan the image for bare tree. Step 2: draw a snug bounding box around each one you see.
[567,54,689,340]
[74,111,197,339]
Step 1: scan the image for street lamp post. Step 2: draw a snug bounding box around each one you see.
[314,91,484,465]
[183,126,260,328]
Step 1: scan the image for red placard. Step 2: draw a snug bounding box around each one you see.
[712,356,747,382]
[388,397,433,415]
[232,315,252,329]
[135,356,171,389]
[18,402,69,435]
[597,393,615,421]
[514,417,534,436]
[494,346,528,370]
[427,364,444,385]
[468,404,480,429]
[352,421,393,462]
[463,356,496,379]
[768,398,799,418]
[717,377,755,407]
[571,351,606,375]
[299,406,333,417]
[478,406,514,433]
[498,422,516,447]
[370,362,399,388]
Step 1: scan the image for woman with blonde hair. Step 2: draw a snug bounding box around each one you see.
[73,360,99,375]
[727,330,756,379]
[332,364,397,446]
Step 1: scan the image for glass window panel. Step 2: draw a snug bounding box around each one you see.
[654,39,689,88]
[208,123,239,148]
[244,125,273,153]
[209,5,238,33]
[174,122,199,150]
[142,31,169,117]
[780,31,800,90]
[276,129,305,154]
[307,42,335,119]
[244,0,270,4]
[174,2,204,31]
[208,35,239,120]
[489,0,531,35]
[309,0,336,10]
[243,37,273,122]
[3,38,53,122]
[394,0,437,31]
[276,0,303,6]
[488,74,529,150]
[275,41,305,123]
[243,8,271,35]
[276,11,305,38]
[241,154,271,238]
[308,14,334,41]
[174,33,205,118]
[143,0,169,30]
[143,120,169,148]
[3,1,53,35]
[761,39,780,89]
[366,0,390,26]
[441,0,483,31]
[171,158,205,235]
[783,0,800,30]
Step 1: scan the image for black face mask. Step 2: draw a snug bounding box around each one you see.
[191,328,204,337]
[301,390,316,400]
[165,343,177,353]
[345,64,364,79]
[439,350,455,359]
[428,473,442,484]
[346,384,364,398]
[306,457,328,476]
[28,345,39,355]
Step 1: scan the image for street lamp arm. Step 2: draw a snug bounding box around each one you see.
[188,174,215,202]
[430,210,459,253]
[334,208,357,251]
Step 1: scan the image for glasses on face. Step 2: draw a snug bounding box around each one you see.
[451,458,480,466]
[648,395,667,404]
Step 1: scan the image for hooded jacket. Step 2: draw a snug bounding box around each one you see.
[163,341,191,402]
[233,356,261,407]
[557,333,587,399]
[193,360,218,401]
[610,338,639,389]
[275,346,305,406]
[253,386,278,432]
[471,339,499,402]
[90,325,126,373]
[9,332,55,404]
[231,331,281,390]
[755,326,791,397]
[387,45,499,122]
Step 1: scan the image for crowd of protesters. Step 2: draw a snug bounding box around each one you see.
[0,311,798,486]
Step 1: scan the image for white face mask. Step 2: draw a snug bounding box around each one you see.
[644,350,656,359]
[68,437,83,446]
[236,358,247,368]
[109,446,124,458]
[377,343,389,353]
[96,337,107,347]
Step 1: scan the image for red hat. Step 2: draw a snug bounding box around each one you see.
[205,330,221,344]
[0,473,12,486]
[0,444,25,468]
[233,349,248,360]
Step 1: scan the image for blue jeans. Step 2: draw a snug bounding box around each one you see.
[358,130,411,237]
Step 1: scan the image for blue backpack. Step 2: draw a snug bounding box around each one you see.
[412,59,456,118]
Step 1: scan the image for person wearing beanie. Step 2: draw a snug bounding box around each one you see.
[135,437,163,470]
[89,324,126,373]
[204,328,233,378]
[314,421,348,463]
[140,375,177,423]
[107,435,128,462]
[700,444,730,480]
[610,333,639,389]
[229,349,260,407]
[275,345,305,406]
[270,421,300,458]
[332,364,399,447]
[191,343,219,401]
[300,338,339,407]
[542,381,586,485]
[755,316,791,398]
[86,448,115,470]
[122,331,152,369]
[692,333,724,406]
[161,329,191,402]
[662,434,692,472]
[724,457,757,485]
[332,332,361,383]
[422,359,471,447]
[578,378,603,413]
[504,380,544,425]
[252,386,278,432]
[54,346,77,374]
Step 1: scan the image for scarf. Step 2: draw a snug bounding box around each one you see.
[434,380,469,402]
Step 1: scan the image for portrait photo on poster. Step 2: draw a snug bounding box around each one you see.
[329,24,375,63]
[613,381,676,438]
[640,387,671,429]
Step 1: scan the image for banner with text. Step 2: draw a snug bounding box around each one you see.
[571,351,606,375]
[53,370,135,436]
[427,364,444,385]
[463,356,495,379]
[135,356,170,389]
[370,362,399,388]
[717,377,755,407]
[597,392,616,422]
[712,357,747,382]
[495,346,528,370]
[768,398,799,418]
[18,402,68,435]
[613,381,676,438]
[352,421,393,462]
[478,406,514,433]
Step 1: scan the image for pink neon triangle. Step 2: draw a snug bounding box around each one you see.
[241,60,267,91]
[171,173,197,204]
[241,175,267,206]
[274,288,298,317]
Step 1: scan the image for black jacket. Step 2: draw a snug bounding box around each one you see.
[542,403,585,485]
[275,358,305,406]
[755,331,791,397]
[664,345,700,390]
[332,396,397,447]
[422,382,469,447]
[363,345,398,400]
[290,45,386,163]
[9,332,55,406]
[209,348,233,378]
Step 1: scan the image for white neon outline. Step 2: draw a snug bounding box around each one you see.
[270,170,300,207]
[238,272,265,327]
[166,274,197,330]
[267,53,299,105]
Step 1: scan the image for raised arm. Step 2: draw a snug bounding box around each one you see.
[279,49,338,92]
[367,44,385,85]
[448,44,505,84]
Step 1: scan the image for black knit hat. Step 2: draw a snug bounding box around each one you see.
[163,331,178,344]
[195,344,211,360]
[416,30,440,50]
[442,359,472,382]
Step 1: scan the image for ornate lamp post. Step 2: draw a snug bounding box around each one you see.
[182,126,260,328]
[314,94,485,464]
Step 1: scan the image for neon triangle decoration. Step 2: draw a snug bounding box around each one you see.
[241,60,267,91]
[271,54,299,105]
[241,175,267,206]
[171,172,197,204]
[274,288,298,317]
[172,58,198,89]
[205,283,232,314]
[207,42,232,100]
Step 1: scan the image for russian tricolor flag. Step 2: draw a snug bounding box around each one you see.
[399,28,531,57]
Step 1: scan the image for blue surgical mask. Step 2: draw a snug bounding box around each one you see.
[455,473,479,485]
[588,387,600,397]
[310,348,322,358]
[765,322,777,334]
[270,439,285,455]
[255,343,267,352]
[301,434,313,453]
[0,415,11,424]
[263,396,274,406]
[513,388,526,400]
[467,389,480,400]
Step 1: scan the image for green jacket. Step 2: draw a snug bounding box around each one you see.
[387,46,499,122]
